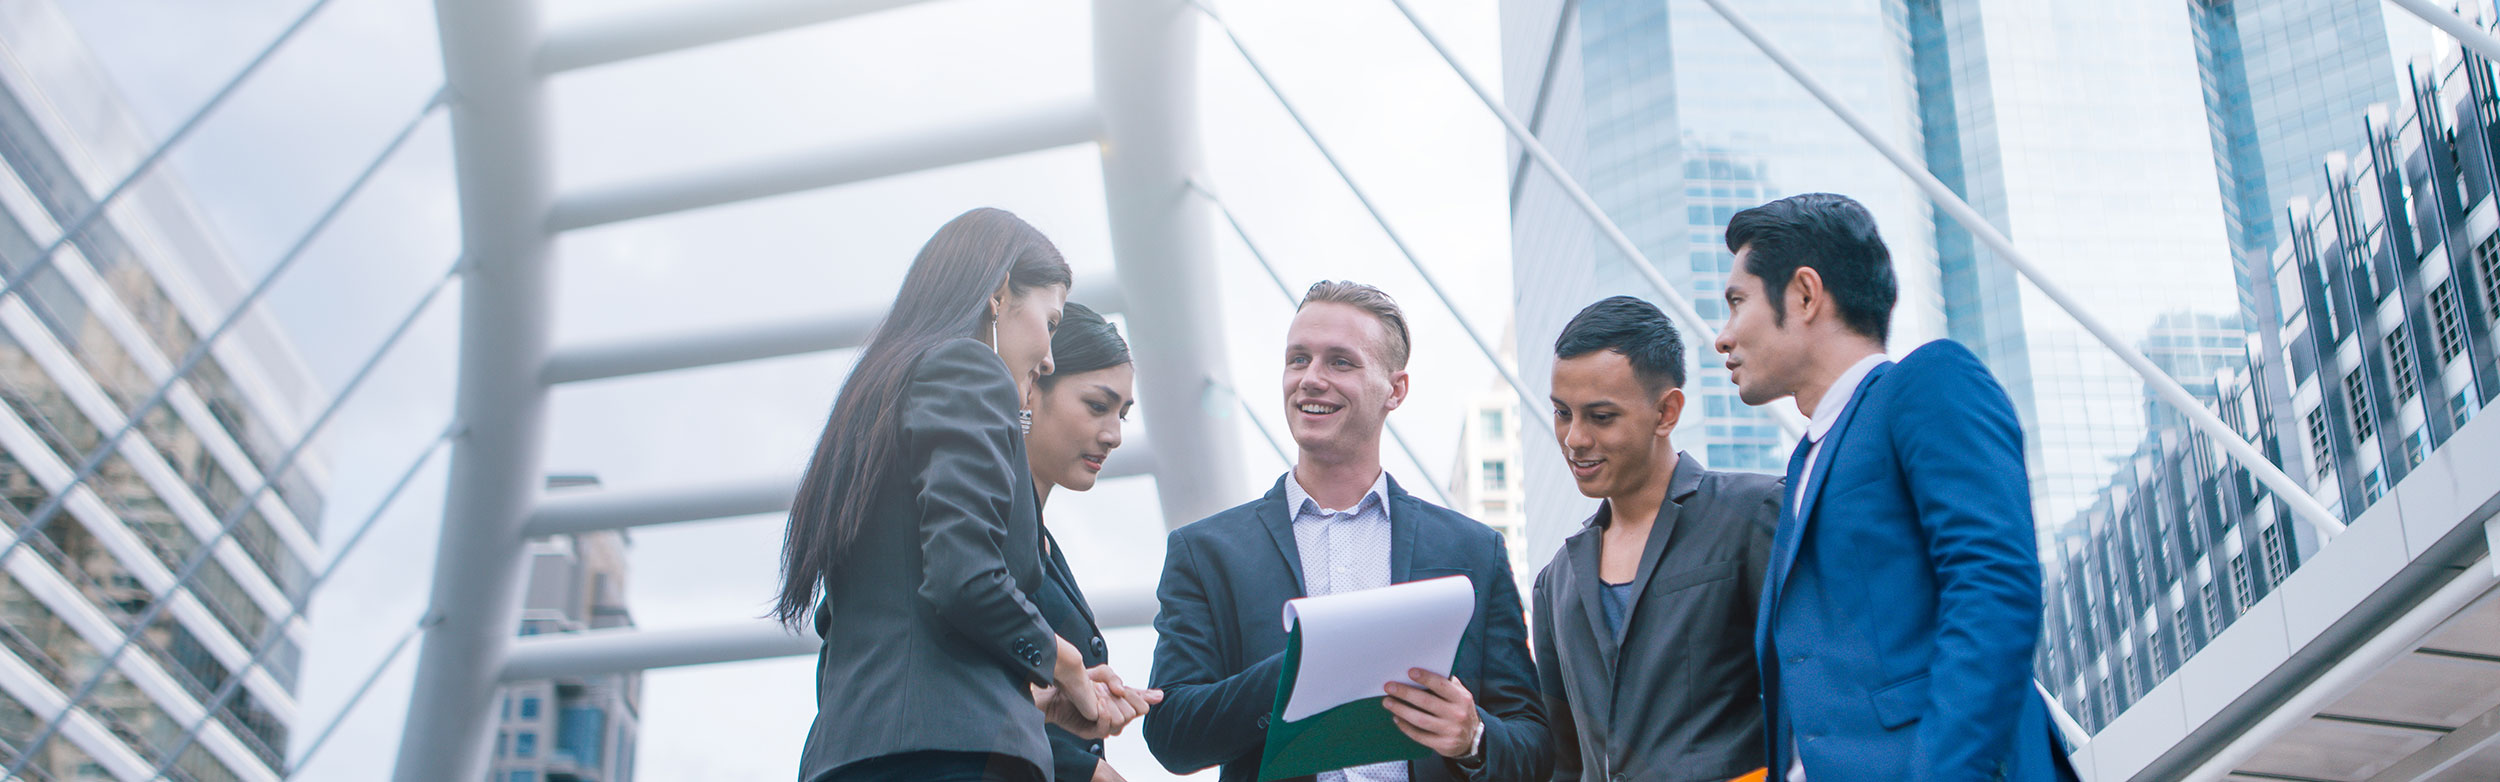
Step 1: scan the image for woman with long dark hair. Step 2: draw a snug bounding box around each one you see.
[1020,303,1156,782]
[783,208,1139,782]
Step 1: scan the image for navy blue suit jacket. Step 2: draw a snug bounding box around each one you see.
[1756,341,2078,782]
[1143,474,1550,782]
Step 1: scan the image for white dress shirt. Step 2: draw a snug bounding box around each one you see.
[1284,470,1405,782]
[1788,352,1890,782]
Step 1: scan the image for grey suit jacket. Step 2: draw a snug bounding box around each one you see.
[797,338,1061,782]
[1530,454,1780,782]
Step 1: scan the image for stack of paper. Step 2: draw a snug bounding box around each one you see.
[1258,575,1476,780]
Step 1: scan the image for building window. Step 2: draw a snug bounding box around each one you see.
[2364,468,2386,503]
[2387,328,2417,403]
[519,697,541,720]
[2432,281,2466,363]
[2477,231,2500,322]
[2261,524,2292,584]
[2306,407,2333,481]
[2230,555,2254,611]
[509,772,537,782]
[1481,460,1507,491]
[514,731,537,758]
[1480,409,1504,440]
[2346,369,2376,443]
[2461,390,2482,429]
[2405,429,2429,468]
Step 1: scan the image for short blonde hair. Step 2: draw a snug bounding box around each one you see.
[1297,280,1412,371]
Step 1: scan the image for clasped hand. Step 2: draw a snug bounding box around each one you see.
[1035,661,1162,740]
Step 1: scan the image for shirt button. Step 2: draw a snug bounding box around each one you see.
[1789,655,1806,663]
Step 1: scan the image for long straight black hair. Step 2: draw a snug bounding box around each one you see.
[774,207,1071,627]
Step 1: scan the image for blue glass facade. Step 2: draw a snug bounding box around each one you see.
[1909,0,2252,531]
[1560,0,1941,473]
[2041,41,2500,731]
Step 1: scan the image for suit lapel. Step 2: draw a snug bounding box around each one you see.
[1618,454,1700,636]
[1386,476,1418,585]
[1564,522,1614,668]
[1764,361,1892,616]
[1256,476,1306,595]
[1040,527,1100,637]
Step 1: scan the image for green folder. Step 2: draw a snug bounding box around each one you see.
[1254,623,1440,780]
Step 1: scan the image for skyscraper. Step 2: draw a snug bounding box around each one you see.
[1912,0,2257,530]
[0,1,330,778]
[489,528,641,782]
[1499,0,1943,563]
[2041,34,2500,727]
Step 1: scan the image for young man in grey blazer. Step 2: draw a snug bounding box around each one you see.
[1533,296,1782,782]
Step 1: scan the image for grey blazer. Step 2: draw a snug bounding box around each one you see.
[1530,454,1780,782]
[797,338,1061,782]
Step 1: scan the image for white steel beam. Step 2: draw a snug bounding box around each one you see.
[2365,700,2500,782]
[521,442,1159,538]
[1096,0,1247,530]
[499,621,818,682]
[497,584,1163,682]
[1691,0,2349,541]
[2383,0,2500,65]
[537,0,938,74]
[546,100,1103,231]
[392,0,558,778]
[539,272,1128,384]
[2185,567,2500,781]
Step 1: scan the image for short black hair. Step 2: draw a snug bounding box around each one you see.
[1554,295,1685,393]
[1724,193,1896,344]
[1038,302,1129,389]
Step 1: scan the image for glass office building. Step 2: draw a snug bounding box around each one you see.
[491,531,641,782]
[2041,39,2500,730]
[1912,0,2252,530]
[0,2,329,779]
[1499,0,1941,561]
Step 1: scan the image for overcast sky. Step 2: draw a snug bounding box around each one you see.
[52,0,1514,779]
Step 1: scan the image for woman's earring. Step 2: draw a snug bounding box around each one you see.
[1017,409,1034,435]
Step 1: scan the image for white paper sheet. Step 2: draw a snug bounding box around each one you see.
[1277,574,1476,722]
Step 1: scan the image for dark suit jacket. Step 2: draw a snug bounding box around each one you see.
[1143,474,1550,782]
[798,339,1061,782]
[1532,453,1779,782]
[1036,525,1110,782]
[1756,341,2078,782]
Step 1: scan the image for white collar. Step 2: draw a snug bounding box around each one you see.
[1284,469,1392,517]
[1806,353,1891,443]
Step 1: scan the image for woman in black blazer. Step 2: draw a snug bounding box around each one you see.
[1020,303,1160,782]
[777,209,1139,782]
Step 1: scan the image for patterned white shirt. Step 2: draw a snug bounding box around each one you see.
[1283,469,1404,782]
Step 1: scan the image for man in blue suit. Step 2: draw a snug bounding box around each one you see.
[1713,194,2077,782]
[1143,281,1548,782]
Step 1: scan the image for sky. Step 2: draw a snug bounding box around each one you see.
[49,0,1517,779]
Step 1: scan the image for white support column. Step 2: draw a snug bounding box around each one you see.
[536,0,937,74]
[539,271,1127,384]
[392,0,556,778]
[1095,0,1247,529]
[518,443,1160,538]
[546,100,1103,231]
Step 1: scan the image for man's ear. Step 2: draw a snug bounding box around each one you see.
[1654,386,1686,437]
[1788,266,1826,328]
[1384,369,1411,412]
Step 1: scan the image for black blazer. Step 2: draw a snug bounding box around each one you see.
[1143,474,1550,782]
[1036,525,1110,782]
[1531,454,1779,782]
[797,339,1061,782]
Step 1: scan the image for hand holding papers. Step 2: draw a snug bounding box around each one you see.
[1257,575,1476,780]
